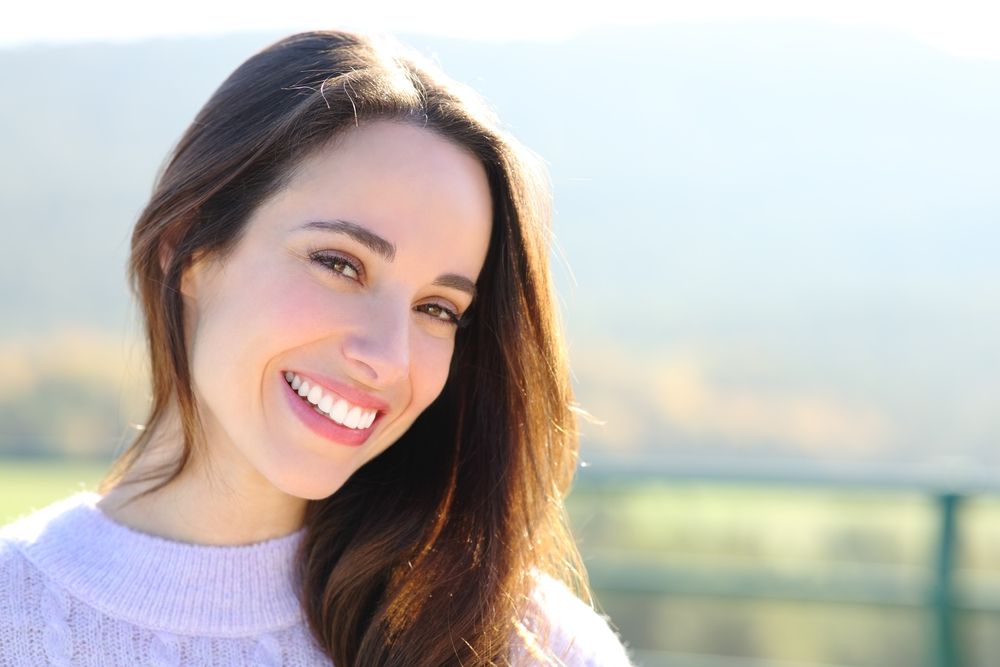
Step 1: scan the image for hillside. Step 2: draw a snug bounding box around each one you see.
[1,22,998,471]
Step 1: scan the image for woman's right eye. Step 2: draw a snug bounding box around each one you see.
[309,251,363,282]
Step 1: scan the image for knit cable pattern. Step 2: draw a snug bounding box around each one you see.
[41,580,74,666]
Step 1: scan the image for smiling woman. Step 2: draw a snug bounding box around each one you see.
[172,121,493,504]
[0,29,631,666]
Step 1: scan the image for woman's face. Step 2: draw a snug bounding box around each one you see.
[180,120,493,500]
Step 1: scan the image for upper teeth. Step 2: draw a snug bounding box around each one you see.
[285,372,378,430]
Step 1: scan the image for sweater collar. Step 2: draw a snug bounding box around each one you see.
[7,491,308,637]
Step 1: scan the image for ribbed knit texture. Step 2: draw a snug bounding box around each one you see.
[0,492,633,666]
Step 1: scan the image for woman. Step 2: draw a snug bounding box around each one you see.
[0,30,632,666]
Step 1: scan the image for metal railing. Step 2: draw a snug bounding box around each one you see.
[574,462,1000,667]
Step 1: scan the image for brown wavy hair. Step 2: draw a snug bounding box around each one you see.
[98,30,586,665]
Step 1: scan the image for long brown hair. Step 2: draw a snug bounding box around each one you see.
[99,30,586,665]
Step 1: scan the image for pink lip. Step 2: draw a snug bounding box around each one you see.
[280,373,382,447]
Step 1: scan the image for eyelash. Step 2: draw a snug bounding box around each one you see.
[310,250,363,282]
[308,250,465,327]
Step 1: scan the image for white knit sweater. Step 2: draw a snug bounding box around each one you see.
[0,492,633,666]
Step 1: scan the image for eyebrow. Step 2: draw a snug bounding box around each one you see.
[433,273,478,299]
[301,219,396,261]
[298,219,478,299]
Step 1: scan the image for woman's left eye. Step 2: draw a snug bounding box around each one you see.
[417,303,462,326]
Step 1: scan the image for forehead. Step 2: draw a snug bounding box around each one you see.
[266,120,494,256]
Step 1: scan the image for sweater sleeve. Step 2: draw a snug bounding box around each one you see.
[517,574,634,667]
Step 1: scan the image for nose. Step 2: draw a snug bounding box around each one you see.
[341,301,410,387]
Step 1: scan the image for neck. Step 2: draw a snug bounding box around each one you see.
[98,411,307,546]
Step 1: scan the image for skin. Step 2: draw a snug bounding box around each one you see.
[98,120,493,545]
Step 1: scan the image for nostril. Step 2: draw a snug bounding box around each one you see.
[341,340,409,386]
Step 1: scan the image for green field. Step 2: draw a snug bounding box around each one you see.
[0,458,109,524]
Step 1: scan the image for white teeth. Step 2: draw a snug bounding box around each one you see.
[344,406,362,429]
[329,399,349,423]
[286,373,379,430]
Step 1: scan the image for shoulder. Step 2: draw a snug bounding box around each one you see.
[0,510,35,573]
[0,498,65,592]
[0,532,26,578]
[0,493,98,582]
[520,573,634,667]
[0,493,89,547]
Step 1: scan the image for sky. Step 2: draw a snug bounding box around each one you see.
[3,0,1000,59]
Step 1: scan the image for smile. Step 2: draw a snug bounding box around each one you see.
[284,371,378,429]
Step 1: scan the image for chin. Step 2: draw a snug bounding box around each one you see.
[266,463,357,502]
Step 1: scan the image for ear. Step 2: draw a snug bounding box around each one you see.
[157,220,186,280]
[157,213,216,300]
[179,266,196,299]
[179,252,208,300]
[158,239,175,280]
[157,238,193,300]
[157,217,200,296]
[182,247,222,302]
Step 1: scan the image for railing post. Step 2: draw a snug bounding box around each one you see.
[932,493,962,667]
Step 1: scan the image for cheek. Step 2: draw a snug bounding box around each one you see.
[269,276,329,328]
[189,270,353,395]
[267,275,365,339]
[410,336,455,409]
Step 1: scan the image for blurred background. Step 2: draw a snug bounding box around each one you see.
[2,1,999,665]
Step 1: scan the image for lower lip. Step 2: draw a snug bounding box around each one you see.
[280,374,379,447]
